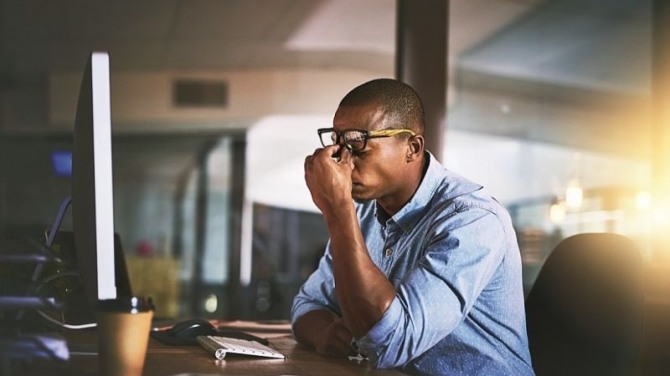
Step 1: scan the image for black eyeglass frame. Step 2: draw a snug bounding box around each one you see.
[317,128,416,152]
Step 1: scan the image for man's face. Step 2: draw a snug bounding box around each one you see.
[332,103,411,203]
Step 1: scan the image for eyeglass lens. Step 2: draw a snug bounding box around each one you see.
[320,130,367,151]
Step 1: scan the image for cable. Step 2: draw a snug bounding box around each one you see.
[16,197,72,321]
[35,309,97,330]
[32,271,97,330]
[9,197,97,330]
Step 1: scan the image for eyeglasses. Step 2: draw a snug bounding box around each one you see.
[317,128,416,152]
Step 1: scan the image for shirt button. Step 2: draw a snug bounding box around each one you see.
[385,248,393,257]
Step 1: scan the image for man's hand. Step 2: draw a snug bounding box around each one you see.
[304,145,354,213]
[293,310,354,358]
[313,317,355,357]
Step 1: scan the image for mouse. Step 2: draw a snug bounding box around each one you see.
[167,318,218,339]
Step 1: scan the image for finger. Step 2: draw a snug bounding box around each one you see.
[331,320,353,343]
[338,147,354,168]
[304,148,323,164]
[324,334,351,357]
[325,144,342,160]
[334,334,352,353]
[320,144,341,159]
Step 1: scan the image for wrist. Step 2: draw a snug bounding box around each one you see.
[322,199,356,227]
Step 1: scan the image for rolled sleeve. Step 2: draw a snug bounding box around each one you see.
[357,209,510,369]
[357,297,402,367]
[291,245,341,325]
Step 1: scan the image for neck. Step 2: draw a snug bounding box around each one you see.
[377,153,428,217]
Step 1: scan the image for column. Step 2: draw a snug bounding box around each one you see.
[396,0,449,161]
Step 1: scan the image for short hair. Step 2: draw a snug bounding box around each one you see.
[339,78,425,135]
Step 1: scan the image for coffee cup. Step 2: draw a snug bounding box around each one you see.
[97,296,154,376]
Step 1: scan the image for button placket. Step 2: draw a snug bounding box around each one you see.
[383,223,397,259]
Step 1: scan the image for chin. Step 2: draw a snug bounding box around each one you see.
[352,197,372,204]
[351,185,374,203]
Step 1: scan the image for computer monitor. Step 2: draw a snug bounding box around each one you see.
[71,52,117,306]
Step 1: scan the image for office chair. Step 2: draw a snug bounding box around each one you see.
[525,233,645,376]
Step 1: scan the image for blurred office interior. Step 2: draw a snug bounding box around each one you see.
[0,2,668,364]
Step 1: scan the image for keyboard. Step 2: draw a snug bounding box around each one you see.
[196,335,285,360]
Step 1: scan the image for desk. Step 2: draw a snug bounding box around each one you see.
[20,327,408,375]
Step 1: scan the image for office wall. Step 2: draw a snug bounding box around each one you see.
[46,70,379,131]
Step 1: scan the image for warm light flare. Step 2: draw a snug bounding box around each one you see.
[549,200,566,224]
[649,193,670,224]
[636,191,651,210]
[652,205,670,225]
[565,179,583,209]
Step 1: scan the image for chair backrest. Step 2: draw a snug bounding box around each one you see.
[525,232,645,376]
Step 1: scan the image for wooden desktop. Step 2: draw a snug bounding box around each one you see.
[21,322,408,376]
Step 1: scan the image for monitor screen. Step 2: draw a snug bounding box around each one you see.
[71,52,117,306]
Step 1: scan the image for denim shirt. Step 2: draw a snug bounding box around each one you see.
[291,153,535,376]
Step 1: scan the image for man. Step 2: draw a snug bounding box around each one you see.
[292,78,534,375]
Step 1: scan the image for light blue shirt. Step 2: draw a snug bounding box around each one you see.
[291,153,534,375]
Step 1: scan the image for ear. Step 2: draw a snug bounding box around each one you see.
[406,135,424,162]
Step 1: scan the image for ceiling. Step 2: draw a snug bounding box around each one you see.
[0,0,537,84]
[0,0,654,158]
[460,0,650,93]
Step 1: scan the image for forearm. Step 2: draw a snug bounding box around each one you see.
[324,202,396,337]
[293,309,339,349]
[294,309,355,357]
